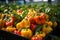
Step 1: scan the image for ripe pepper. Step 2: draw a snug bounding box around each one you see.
[31,31,43,40]
[31,31,45,40]
[17,10,23,15]
[40,13,46,24]
[29,17,36,24]
[35,31,46,38]
[47,21,53,27]
[13,30,20,35]
[0,19,5,28]
[16,19,30,29]
[6,26,16,32]
[30,24,37,31]
[27,9,37,19]
[42,25,53,34]
[34,16,41,24]
[53,21,57,28]
[21,28,32,38]
[34,13,46,24]
[5,16,16,27]
[31,36,42,40]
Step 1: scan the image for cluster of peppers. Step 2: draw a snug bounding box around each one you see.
[0,8,58,40]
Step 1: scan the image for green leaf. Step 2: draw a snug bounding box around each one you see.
[12,12,22,20]
[21,10,28,18]
[34,25,42,32]
[14,20,19,26]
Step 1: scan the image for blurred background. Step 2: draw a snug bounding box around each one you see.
[0,0,60,4]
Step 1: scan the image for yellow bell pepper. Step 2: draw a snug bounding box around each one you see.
[21,28,32,38]
[53,21,57,28]
[42,25,53,34]
[0,19,5,28]
[48,21,53,27]
[26,9,37,19]
[6,26,16,32]
[16,18,30,29]
[35,31,46,38]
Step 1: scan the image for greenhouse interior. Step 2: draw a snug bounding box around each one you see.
[0,0,60,40]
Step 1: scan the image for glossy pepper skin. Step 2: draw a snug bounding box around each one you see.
[34,13,46,24]
[29,17,36,24]
[6,26,16,32]
[35,31,46,38]
[31,31,46,40]
[16,19,30,29]
[5,16,16,27]
[21,28,32,38]
[0,19,5,28]
[31,36,42,40]
[30,24,37,31]
[13,30,20,35]
[42,25,53,34]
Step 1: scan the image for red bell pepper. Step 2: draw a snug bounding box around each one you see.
[5,16,16,27]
